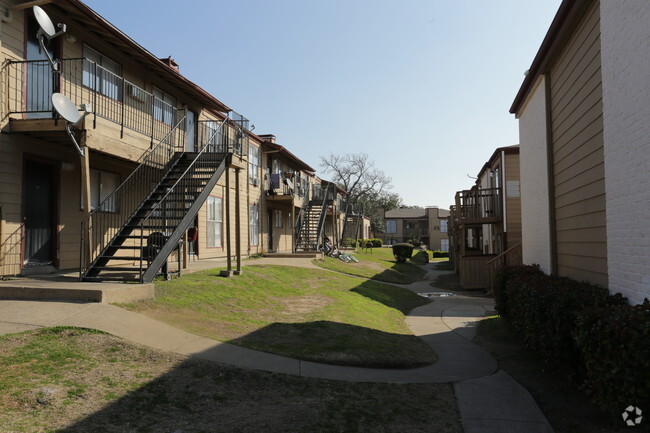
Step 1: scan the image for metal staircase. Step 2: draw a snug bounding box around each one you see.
[341,204,363,248]
[80,116,238,283]
[295,183,334,251]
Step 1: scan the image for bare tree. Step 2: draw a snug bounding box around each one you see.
[319,153,393,206]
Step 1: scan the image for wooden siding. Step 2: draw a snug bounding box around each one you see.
[459,255,497,289]
[504,153,522,248]
[549,0,608,287]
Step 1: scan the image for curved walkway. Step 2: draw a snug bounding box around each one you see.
[0,258,553,432]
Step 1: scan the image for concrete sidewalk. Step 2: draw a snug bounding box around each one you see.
[0,259,553,432]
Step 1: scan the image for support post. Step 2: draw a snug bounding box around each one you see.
[80,146,92,267]
[220,167,233,277]
[234,168,242,275]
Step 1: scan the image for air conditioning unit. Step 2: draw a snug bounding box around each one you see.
[251,178,259,187]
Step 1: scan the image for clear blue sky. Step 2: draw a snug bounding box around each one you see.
[84,0,561,209]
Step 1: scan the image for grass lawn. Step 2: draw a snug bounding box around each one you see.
[313,247,427,284]
[0,327,462,433]
[124,265,435,368]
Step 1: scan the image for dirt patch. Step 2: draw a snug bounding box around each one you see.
[280,295,334,317]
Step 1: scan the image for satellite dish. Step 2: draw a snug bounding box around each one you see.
[52,93,92,157]
[33,6,56,38]
[52,93,82,125]
[33,6,66,71]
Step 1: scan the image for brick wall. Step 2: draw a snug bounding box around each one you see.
[600,0,650,304]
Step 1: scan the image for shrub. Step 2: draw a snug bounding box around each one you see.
[359,238,383,248]
[391,243,414,263]
[411,250,429,265]
[430,250,449,258]
[496,265,648,418]
[573,299,650,418]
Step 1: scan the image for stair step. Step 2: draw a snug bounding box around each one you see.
[99,256,141,260]
[93,266,142,271]
[82,276,140,283]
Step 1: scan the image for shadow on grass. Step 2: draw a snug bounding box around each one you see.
[226,320,436,369]
[351,279,429,314]
[56,354,459,433]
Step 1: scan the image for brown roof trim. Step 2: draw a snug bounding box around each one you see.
[261,141,315,173]
[476,145,519,179]
[509,0,593,115]
[63,0,231,113]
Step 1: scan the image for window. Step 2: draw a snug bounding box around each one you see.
[89,169,119,212]
[153,87,176,126]
[405,221,419,230]
[83,45,121,100]
[440,220,448,233]
[386,220,397,234]
[249,204,259,246]
[207,196,223,247]
[249,145,260,185]
[440,239,449,252]
[274,209,283,228]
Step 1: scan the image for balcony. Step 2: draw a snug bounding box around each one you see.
[454,187,502,225]
[3,58,185,146]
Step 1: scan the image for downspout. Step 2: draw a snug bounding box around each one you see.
[501,150,508,238]
[544,74,558,275]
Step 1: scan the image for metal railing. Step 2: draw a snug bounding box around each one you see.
[456,187,502,221]
[80,111,186,278]
[135,121,237,279]
[4,58,182,143]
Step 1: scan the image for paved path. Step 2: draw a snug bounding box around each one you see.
[0,259,553,432]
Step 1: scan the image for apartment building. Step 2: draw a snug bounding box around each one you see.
[380,207,449,251]
[0,0,346,283]
[510,0,650,304]
[449,146,521,289]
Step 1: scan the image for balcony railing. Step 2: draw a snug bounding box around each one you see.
[455,187,502,223]
[4,58,183,144]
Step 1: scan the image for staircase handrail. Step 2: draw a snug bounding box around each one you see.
[486,241,522,265]
[80,111,186,277]
[82,113,187,224]
[315,183,334,248]
[141,120,228,219]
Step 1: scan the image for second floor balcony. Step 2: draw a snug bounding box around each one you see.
[3,58,187,145]
[454,187,502,225]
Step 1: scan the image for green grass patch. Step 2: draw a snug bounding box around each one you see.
[0,329,461,433]
[314,247,427,284]
[126,265,434,368]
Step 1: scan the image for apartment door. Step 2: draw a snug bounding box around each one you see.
[267,210,273,252]
[186,110,197,152]
[26,16,55,118]
[23,160,57,266]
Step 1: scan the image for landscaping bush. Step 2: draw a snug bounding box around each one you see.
[391,243,414,263]
[496,265,649,419]
[573,299,650,418]
[410,250,429,265]
[359,238,383,248]
[430,250,449,258]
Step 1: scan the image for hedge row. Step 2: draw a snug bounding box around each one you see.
[495,265,650,418]
[431,250,449,258]
[357,238,383,248]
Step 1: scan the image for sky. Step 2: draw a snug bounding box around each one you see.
[84,0,562,209]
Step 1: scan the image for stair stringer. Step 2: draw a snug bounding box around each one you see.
[140,154,231,283]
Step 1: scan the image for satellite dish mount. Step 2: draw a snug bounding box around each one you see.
[33,5,66,71]
[51,93,92,157]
